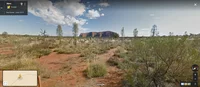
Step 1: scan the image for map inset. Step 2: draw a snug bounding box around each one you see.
[3,71,37,86]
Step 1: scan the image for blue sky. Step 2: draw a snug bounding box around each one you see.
[0,0,200,36]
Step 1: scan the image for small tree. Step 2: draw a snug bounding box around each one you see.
[151,25,157,37]
[184,31,188,36]
[56,25,63,44]
[40,29,48,41]
[72,22,79,45]
[113,33,119,38]
[121,27,125,41]
[2,32,8,37]
[169,32,174,36]
[40,29,47,37]
[133,28,138,37]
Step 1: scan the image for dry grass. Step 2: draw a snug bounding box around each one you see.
[85,63,107,78]
[0,36,119,81]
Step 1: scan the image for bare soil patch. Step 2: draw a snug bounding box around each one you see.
[38,48,123,87]
[0,44,14,55]
[37,52,80,71]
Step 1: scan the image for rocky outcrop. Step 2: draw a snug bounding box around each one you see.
[79,31,119,38]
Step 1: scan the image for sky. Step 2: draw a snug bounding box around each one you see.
[0,0,200,36]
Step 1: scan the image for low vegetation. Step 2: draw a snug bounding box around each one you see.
[85,63,107,78]
[1,33,200,87]
[119,36,200,87]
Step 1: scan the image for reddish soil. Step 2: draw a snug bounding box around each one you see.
[0,71,2,87]
[0,44,14,55]
[37,52,87,87]
[94,48,123,87]
[96,66,123,87]
[38,52,81,71]
[38,48,123,87]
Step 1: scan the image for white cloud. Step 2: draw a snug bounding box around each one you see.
[54,0,86,17]
[140,28,150,31]
[86,9,101,19]
[194,3,197,6]
[28,0,87,26]
[99,8,103,11]
[18,20,24,22]
[101,13,104,16]
[99,2,110,7]
[150,14,155,17]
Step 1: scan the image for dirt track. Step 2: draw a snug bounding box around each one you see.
[38,48,123,87]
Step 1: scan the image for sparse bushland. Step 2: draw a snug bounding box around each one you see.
[1,58,38,70]
[113,47,127,58]
[5,34,200,87]
[0,36,120,79]
[54,38,120,55]
[85,63,107,78]
[119,36,200,87]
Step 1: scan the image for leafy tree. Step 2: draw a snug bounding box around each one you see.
[121,27,125,42]
[56,25,63,44]
[2,31,8,37]
[72,22,79,45]
[151,25,157,37]
[169,32,174,36]
[133,28,138,37]
[121,27,125,37]
[184,31,188,36]
[113,33,119,38]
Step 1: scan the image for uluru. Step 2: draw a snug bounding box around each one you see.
[79,31,119,38]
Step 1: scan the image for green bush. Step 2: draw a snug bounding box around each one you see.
[85,63,107,78]
[107,57,120,66]
[36,49,51,57]
[2,31,8,37]
[121,36,200,87]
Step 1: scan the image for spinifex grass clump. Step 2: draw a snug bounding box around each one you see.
[85,63,107,78]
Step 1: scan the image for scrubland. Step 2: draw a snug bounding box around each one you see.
[0,35,199,87]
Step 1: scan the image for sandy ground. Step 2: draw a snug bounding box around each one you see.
[0,44,13,55]
[38,48,123,87]
[0,44,123,87]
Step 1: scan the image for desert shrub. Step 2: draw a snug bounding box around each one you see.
[35,49,51,58]
[121,36,200,87]
[54,48,76,54]
[2,58,38,70]
[23,42,52,58]
[80,49,92,57]
[114,52,127,58]
[2,32,8,37]
[39,68,52,79]
[83,53,97,63]
[85,63,107,78]
[107,57,120,66]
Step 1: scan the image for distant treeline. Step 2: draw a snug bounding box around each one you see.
[0,33,200,39]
